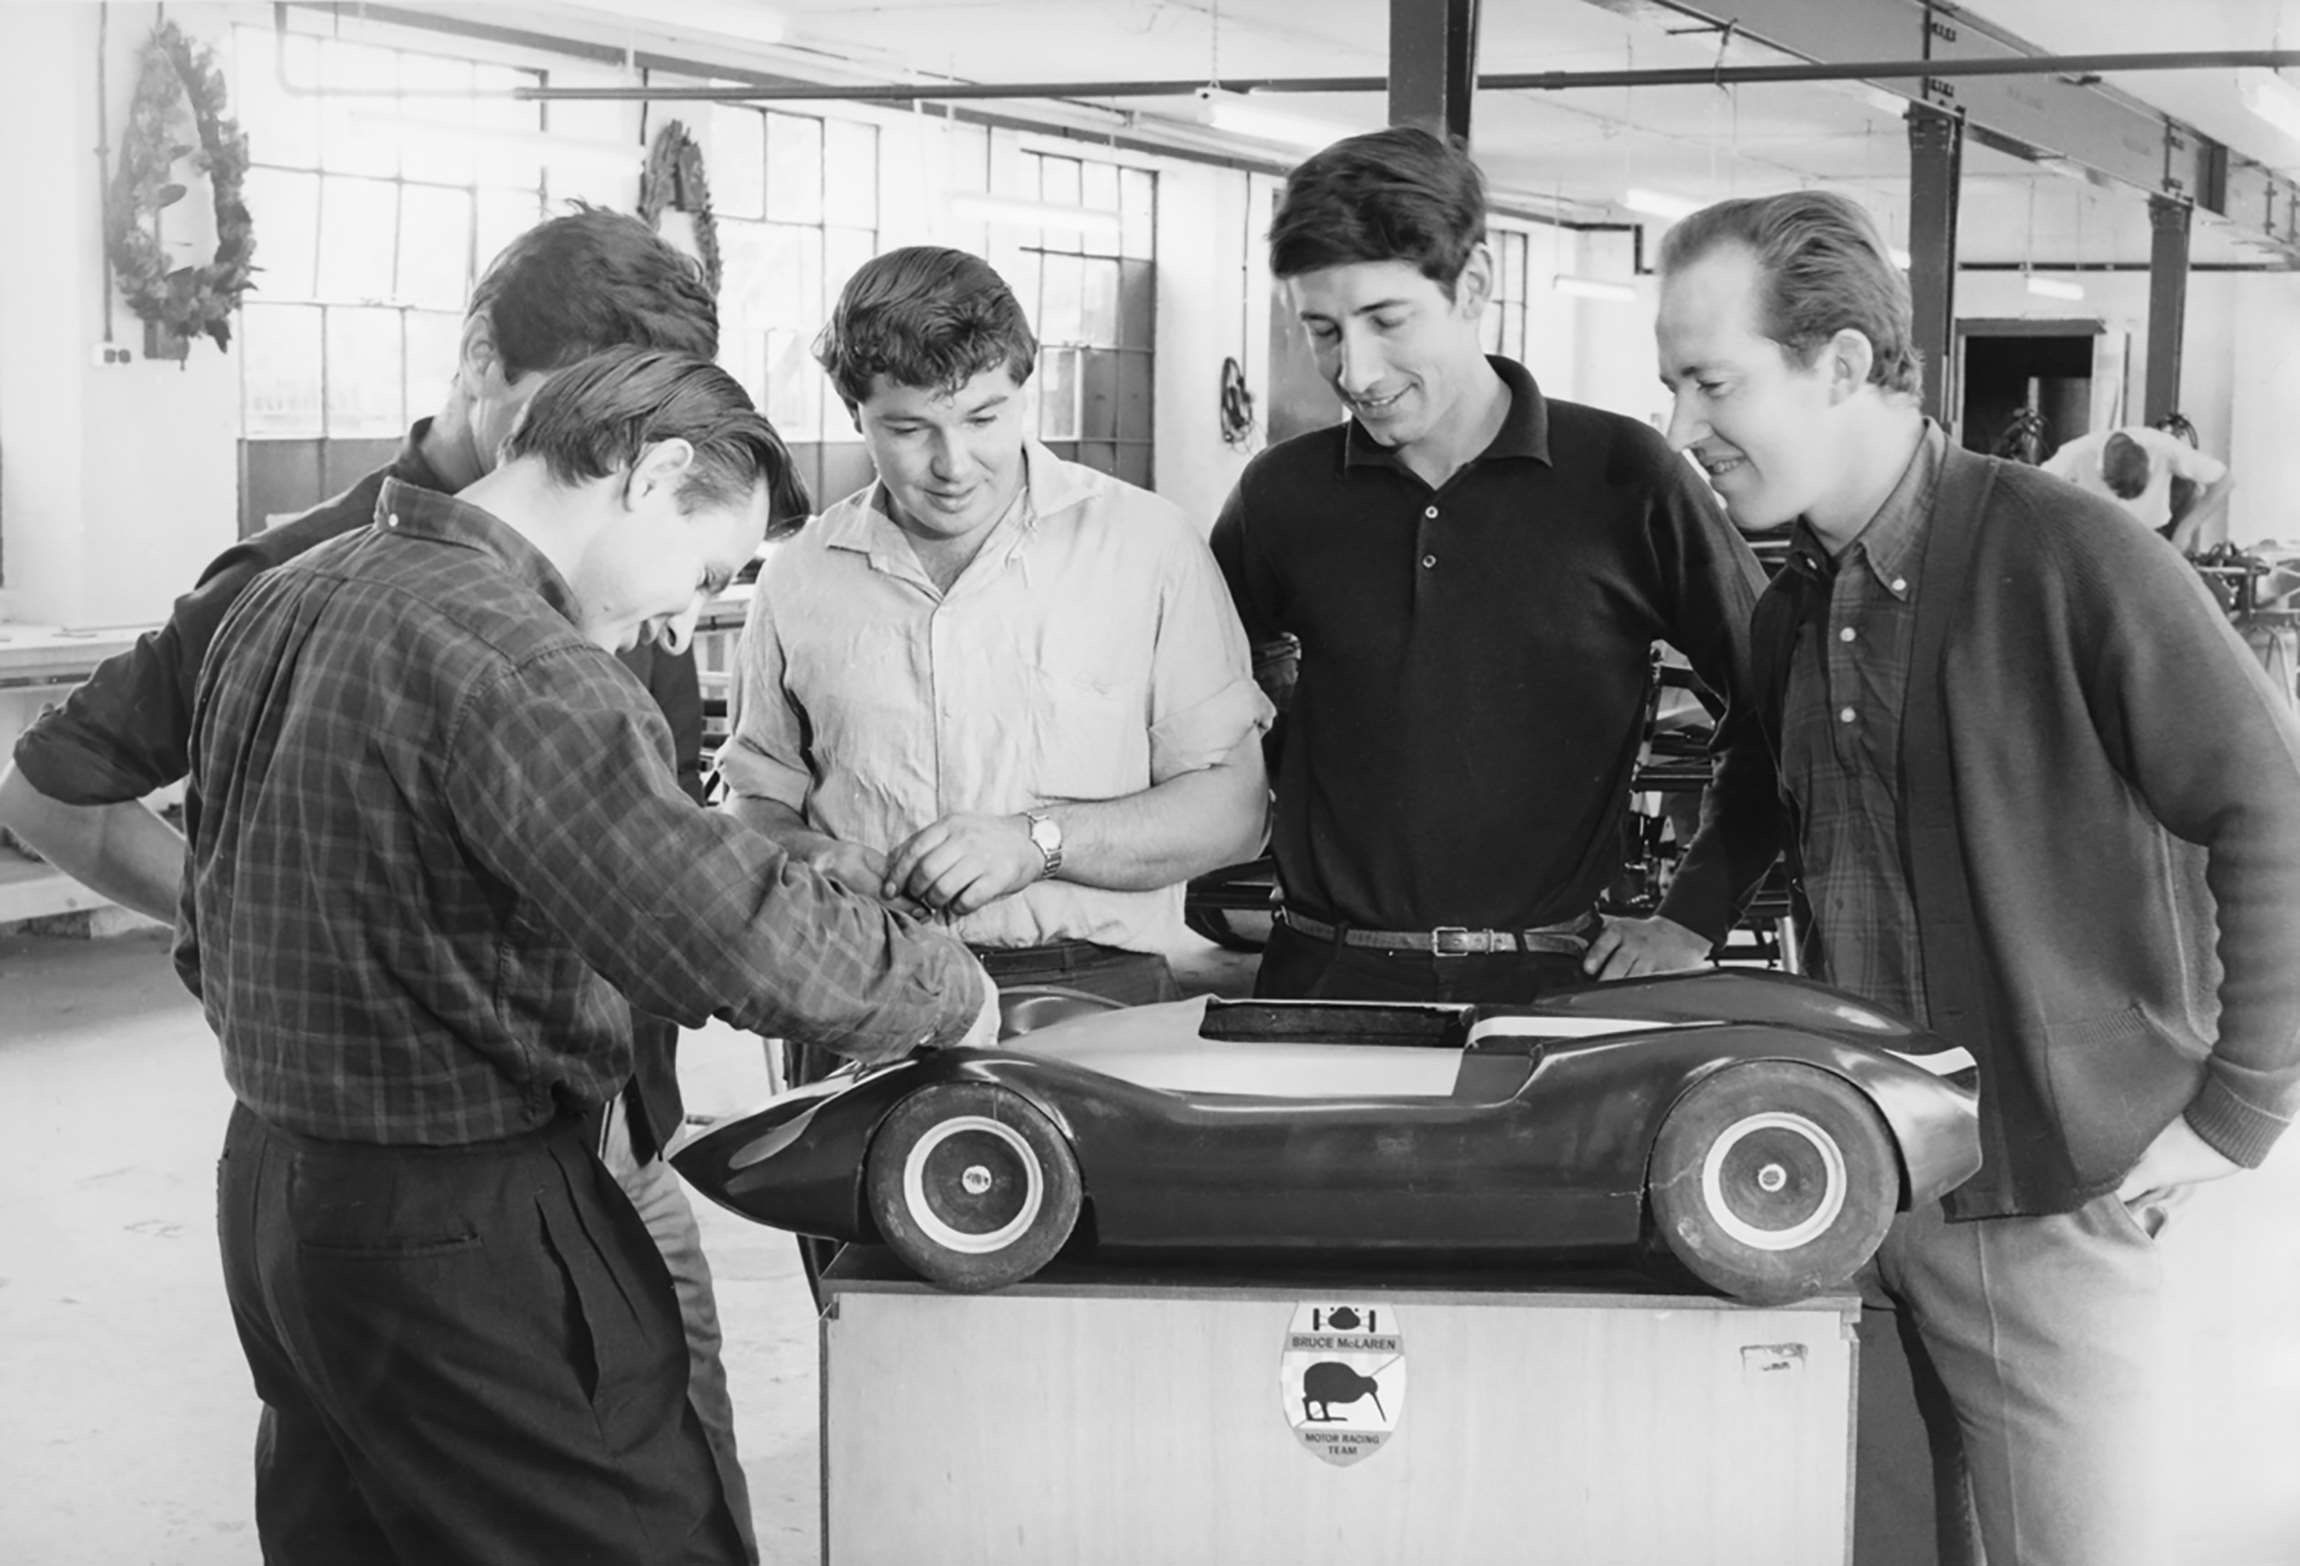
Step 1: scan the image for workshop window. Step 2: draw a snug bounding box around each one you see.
[1480,228,1531,365]
[230,25,566,536]
[987,152,1157,490]
[708,106,881,510]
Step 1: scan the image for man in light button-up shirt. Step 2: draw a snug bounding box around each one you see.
[719,246,1272,1007]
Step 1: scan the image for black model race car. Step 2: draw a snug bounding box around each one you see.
[673,970,1980,1305]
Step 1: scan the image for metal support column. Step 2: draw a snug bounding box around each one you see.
[1389,0,1481,143]
[1905,105,1965,426]
[2144,195,2193,425]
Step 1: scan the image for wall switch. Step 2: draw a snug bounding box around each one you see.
[88,343,135,368]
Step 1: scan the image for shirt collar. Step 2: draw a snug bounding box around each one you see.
[823,439,1089,572]
[1841,421,1945,600]
[371,476,583,624]
[1342,355,1552,473]
[390,418,454,493]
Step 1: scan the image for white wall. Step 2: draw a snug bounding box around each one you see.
[1151,161,1261,534]
[0,3,239,632]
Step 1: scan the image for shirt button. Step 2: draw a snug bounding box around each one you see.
[1838,706,1857,724]
[1891,577,1908,593]
[385,513,399,528]
[1424,506,1439,520]
[1839,626,1857,643]
[1422,554,1438,569]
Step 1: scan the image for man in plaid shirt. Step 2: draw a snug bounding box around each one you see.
[183,347,998,1564]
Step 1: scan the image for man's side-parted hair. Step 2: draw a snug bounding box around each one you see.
[1268,126,1487,294]
[468,204,719,380]
[815,246,1038,409]
[1658,191,1924,398]
[505,346,811,525]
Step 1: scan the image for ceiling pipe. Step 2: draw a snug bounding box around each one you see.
[507,49,2300,103]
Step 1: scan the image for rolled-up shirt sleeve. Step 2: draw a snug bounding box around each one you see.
[714,583,814,809]
[1146,533,1275,782]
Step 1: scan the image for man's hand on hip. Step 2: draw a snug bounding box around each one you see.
[884,813,1045,918]
[1582,913,1713,981]
[2116,1115,2241,1207]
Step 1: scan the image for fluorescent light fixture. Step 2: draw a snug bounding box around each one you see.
[347,109,636,175]
[1624,187,1702,223]
[2025,274,2087,302]
[1552,274,1638,303]
[948,191,1123,238]
[1196,88,1348,151]
[2239,69,2300,142]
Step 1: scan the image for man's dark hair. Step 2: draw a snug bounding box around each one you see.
[815,246,1037,409]
[2152,410,2200,448]
[505,346,810,525]
[1659,191,1924,398]
[2101,431,2154,501]
[1268,126,1487,294]
[468,205,719,380]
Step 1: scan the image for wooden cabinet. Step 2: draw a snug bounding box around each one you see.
[820,1253,1857,1565]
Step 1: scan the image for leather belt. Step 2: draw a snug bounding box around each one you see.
[1276,907,1598,957]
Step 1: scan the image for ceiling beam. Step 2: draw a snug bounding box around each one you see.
[1389,0,1482,143]
[1585,0,2299,260]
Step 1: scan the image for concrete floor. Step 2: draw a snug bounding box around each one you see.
[3,926,2297,1564]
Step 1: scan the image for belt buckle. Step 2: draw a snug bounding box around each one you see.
[1431,925,1475,957]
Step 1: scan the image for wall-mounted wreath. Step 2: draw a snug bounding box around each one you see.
[105,19,257,354]
[638,118,722,299]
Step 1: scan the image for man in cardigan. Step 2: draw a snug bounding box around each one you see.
[1654,189,2300,1566]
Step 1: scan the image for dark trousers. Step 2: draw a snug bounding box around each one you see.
[1253,915,1588,1004]
[216,1103,745,1566]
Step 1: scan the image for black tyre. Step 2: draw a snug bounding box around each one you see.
[1647,1062,1899,1305]
[866,1083,1082,1292]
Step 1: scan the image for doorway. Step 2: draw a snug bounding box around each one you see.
[1955,319,2110,463]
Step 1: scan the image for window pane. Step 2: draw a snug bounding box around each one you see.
[941,122,989,193]
[824,227,875,325]
[720,325,768,411]
[1504,231,1528,303]
[1120,168,1155,259]
[240,304,325,438]
[824,119,877,228]
[1117,258,1154,350]
[1119,352,1153,441]
[244,168,319,300]
[317,177,400,303]
[1080,350,1120,441]
[1038,157,1082,254]
[325,306,405,437]
[998,248,1041,336]
[759,224,824,333]
[397,55,476,184]
[236,28,320,170]
[1037,348,1079,439]
[396,185,472,310]
[476,189,544,277]
[766,113,823,223]
[403,310,463,425]
[1080,161,1121,258]
[473,65,544,188]
[1039,253,1082,346]
[1479,301,1502,355]
[316,41,400,180]
[1080,259,1120,347]
[718,218,770,331]
[764,326,824,442]
[710,106,766,220]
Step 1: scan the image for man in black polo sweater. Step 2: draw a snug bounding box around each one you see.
[1211,126,1780,1003]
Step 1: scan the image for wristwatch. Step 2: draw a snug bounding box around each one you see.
[1023,811,1064,879]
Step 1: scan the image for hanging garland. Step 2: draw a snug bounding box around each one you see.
[104,19,256,354]
[638,118,722,298]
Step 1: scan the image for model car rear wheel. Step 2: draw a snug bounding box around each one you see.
[866,1083,1082,1292]
[1647,1062,1898,1305]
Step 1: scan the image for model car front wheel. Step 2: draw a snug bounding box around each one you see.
[1647,1062,1899,1305]
[866,1083,1082,1292]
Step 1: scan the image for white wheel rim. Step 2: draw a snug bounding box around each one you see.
[901,1114,1044,1255]
[1699,1110,1847,1251]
